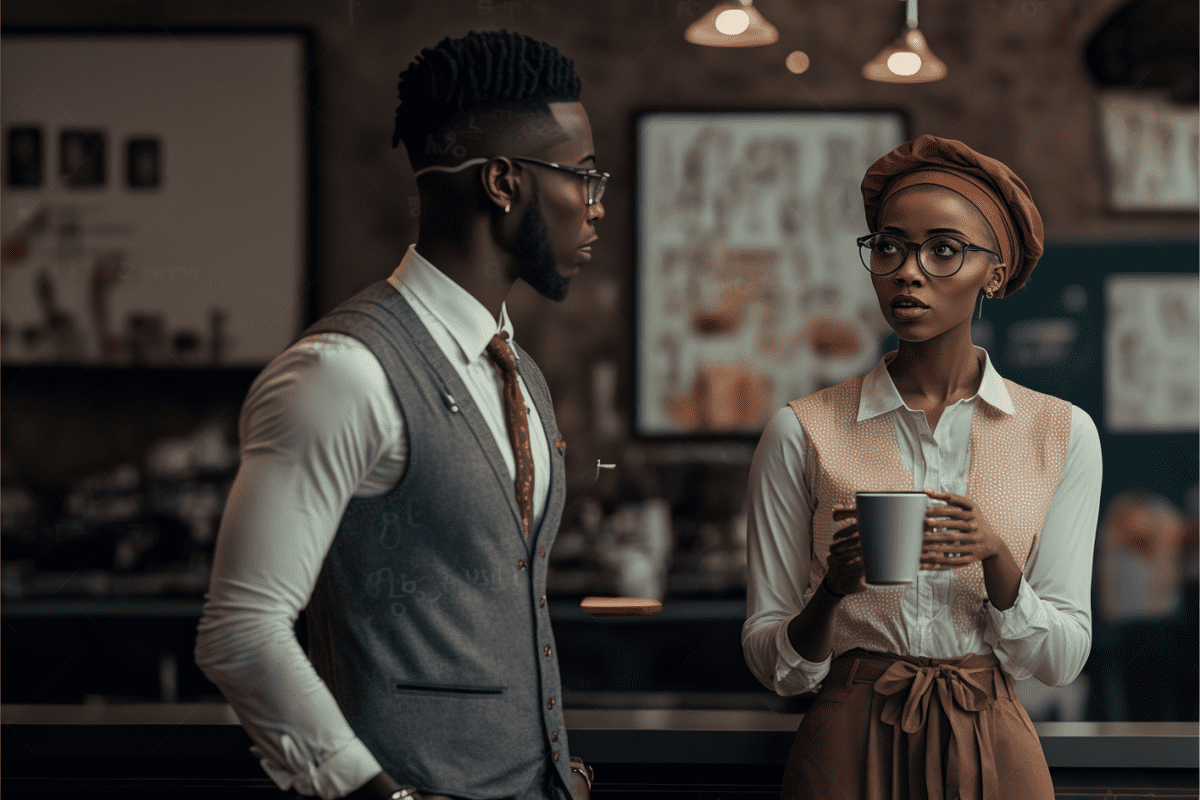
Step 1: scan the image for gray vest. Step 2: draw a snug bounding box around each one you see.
[300,281,573,798]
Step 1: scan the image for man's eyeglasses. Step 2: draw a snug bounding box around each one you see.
[856,233,1001,278]
[413,156,608,206]
[507,156,608,206]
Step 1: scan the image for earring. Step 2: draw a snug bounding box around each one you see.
[504,203,511,214]
[986,288,995,299]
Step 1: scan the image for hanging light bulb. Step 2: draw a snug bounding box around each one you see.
[862,0,947,83]
[685,0,780,47]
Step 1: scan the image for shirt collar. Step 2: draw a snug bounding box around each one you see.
[857,346,1013,421]
[387,244,517,364]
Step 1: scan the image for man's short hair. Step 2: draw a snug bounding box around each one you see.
[392,30,582,172]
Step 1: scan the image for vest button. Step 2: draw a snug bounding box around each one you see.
[547,697,555,709]
[551,731,558,742]
[544,645,551,656]
[553,752,559,761]
[518,559,526,570]
[540,595,546,607]
[540,548,545,557]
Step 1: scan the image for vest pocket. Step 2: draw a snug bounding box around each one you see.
[394,681,506,695]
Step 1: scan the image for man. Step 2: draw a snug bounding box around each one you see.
[195,30,605,800]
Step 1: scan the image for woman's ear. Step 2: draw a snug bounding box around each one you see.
[989,263,1008,296]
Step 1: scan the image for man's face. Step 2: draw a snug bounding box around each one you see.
[511,101,604,301]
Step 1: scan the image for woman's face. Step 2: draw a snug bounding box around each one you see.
[870,185,1007,344]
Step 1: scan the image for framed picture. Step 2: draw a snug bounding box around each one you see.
[1098,91,1199,213]
[1105,272,1200,433]
[634,109,907,438]
[126,137,160,189]
[0,26,318,367]
[59,129,106,188]
[6,125,43,187]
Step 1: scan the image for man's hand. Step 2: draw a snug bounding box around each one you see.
[568,757,592,800]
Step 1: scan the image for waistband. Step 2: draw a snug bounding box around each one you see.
[827,648,1012,703]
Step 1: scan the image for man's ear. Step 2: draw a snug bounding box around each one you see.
[481,157,519,211]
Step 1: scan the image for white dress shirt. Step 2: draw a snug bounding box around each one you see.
[742,347,1103,696]
[194,244,552,799]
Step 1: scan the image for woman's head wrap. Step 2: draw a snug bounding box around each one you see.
[861,135,1044,298]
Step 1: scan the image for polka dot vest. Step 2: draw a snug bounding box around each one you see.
[788,375,1072,655]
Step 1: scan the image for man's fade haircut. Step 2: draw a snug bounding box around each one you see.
[392,30,582,173]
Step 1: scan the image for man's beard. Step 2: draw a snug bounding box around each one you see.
[512,189,571,302]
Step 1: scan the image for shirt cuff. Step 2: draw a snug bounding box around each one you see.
[253,734,383,800]
[984,575,1047,641]
[773,611,833,689]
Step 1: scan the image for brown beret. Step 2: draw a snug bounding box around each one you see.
[861,135,1044,298]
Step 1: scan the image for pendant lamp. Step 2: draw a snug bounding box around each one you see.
[684,0,780,47]
[862,0,947,83]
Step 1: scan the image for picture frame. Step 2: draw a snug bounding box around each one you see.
[0,26,319,367]
[1097,91,1200,213]
[59,129,106,188]
[126,137,161,189]
[6,125,43,187]
[1105,272,1200,433]
[634,109,907,439]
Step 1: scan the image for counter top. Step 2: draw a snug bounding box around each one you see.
[3,704,1196,771]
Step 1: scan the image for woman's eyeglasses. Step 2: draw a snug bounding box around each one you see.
[857,233,1001,278]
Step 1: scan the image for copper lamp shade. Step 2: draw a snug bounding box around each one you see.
[684,0,780,48]
[862,27,947,83]
[863,0,947,83]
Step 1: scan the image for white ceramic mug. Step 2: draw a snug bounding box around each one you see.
[855,491,928,585]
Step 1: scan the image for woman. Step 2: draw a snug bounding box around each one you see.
[742,135,1102,799]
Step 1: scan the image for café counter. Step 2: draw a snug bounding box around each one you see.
[3,703,1196,798]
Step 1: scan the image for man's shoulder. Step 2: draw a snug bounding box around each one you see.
[250,333,391,412]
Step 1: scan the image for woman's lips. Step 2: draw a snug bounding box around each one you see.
[891,305,928,320]
[577,246,592,261]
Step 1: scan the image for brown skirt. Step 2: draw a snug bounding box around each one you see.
[781,648,1055,800]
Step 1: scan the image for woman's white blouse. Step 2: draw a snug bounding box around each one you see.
[742,348,1103,695]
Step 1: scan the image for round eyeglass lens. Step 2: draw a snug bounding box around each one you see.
[860,234,965,277]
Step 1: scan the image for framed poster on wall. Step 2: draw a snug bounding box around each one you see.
[0,26,317,367]
[634,109,906,438]
[1105,272,1200,433]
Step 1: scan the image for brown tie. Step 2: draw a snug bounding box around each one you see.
[485,332,535,539]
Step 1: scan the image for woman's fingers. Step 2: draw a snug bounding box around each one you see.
[926,505,968,519]
[831,505,857,521]
[924,489,973,511]
[925,517,973,533]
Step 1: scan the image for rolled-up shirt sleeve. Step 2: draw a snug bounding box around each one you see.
[742,406,833,696]
[194,337,402,798]
[984,405,1102,687]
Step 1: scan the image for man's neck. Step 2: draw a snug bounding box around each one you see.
[415,223,514,321]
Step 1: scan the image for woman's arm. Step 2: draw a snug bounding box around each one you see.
[982,405,1103,686]
[742,407,838,695]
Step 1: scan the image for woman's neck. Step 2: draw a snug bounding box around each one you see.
[887,325,984,405]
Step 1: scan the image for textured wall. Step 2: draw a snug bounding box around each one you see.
[4,0,1195,496]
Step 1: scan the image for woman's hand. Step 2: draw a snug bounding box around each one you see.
[920,489,1008,569]
[826,504,868,596]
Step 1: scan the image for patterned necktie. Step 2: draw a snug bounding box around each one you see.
[485,331,535,539]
